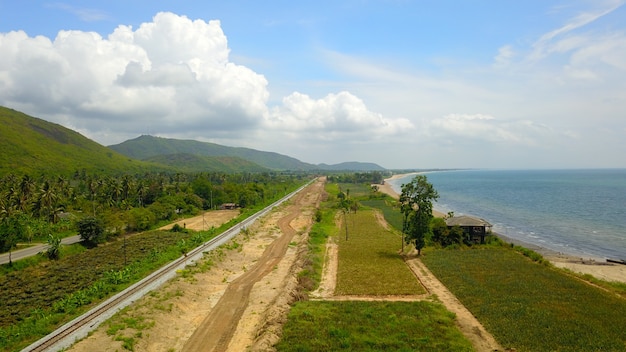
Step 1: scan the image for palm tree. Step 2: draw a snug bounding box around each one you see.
[88,177,99,216]
[37,180,58,223]
[137,181,149,207]
[122,175,134,204]
[110,177,123,207]
[18,175,35,213]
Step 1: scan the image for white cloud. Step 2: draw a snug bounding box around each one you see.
[266,91,414,140]
[530,1,625,61]
[0,11,412,163]
[430,114,549,146]
[0,12,271,143]
[47,3,111,22]
[568,33,626,71]
[494,45,515,68]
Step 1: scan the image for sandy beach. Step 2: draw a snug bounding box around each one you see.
[377,174,626,284]
[377,173,446,218]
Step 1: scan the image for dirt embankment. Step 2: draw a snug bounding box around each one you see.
[69,179,324,352]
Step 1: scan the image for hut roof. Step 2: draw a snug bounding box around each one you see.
[445,215,492,227]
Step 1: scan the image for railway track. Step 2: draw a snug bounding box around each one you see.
[22,179,315,352]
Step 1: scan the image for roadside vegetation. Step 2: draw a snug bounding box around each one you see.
[0,224,223,351]
[0,171,305,262]
[0,172,307,351]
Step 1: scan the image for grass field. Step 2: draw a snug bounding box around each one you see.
[276,301,474,352]
[335,209,424,295]
[277,182,475,351]
[421,247,626,352]
[337,183,374,198]
[360,198,404,231]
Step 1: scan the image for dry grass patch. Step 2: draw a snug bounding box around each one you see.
[335,209,425,296]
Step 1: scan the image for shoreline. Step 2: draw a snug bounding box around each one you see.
[378,173,447,218]
[377,174,626,284]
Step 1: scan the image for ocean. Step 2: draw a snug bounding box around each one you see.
[387,169,626,261]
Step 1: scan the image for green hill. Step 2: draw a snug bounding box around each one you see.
[317,162,386,171]
[110,135,387,171]
[0,107,165,176]
[144,153,270,173]
[109,135,317,171]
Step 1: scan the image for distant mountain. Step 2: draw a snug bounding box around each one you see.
[110,135,387,172]
[109,135,317,171]
[144,153,270,173]
[0,106,166,176]
[317,162,386,171]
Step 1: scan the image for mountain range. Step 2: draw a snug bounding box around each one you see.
[0,106,385,176]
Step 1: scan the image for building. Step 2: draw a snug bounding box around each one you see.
[445,215,492,244]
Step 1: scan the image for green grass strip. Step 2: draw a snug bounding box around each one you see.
[360,198,404,231]
[276,300,473,352]
[335,209,424,295]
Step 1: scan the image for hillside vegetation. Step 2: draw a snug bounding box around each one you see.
[0,107,165,176]
[110,135,387,171]
[109,135,315,171]
[143,153,269,173]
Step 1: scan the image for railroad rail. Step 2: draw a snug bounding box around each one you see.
[23,179,315,352]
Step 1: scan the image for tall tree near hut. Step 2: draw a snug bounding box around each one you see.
[399,175,439,256]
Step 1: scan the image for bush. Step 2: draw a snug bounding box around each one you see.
[46,234,61,260]
[431,218,464,247]
[76,216,105,246]
[170,223,186,233]
[314,209,322,222]
[126,208,156,232]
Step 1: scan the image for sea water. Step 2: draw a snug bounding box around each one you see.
[387,169,626,260]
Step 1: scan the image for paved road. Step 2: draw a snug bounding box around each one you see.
[0,235,82,265]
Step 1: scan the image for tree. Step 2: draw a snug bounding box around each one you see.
[0,213,27,265]
[36,180,59,223]
[399,175,439,256]
[77,216,105,246]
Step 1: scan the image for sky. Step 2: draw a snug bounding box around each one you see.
[0,1,625,169]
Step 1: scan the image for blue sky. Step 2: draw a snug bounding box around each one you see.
[1,1,625,169]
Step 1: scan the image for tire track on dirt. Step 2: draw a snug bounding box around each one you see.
[181,186,310,352]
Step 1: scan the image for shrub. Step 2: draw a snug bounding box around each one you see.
[170,223,185,233]
[126,208,155,232]
[314,209,322,222]
[46,234,61,260]
[76,216,105,246]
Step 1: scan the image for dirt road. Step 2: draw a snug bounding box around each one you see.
[181,206,303,351]
[181,179,323,352]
